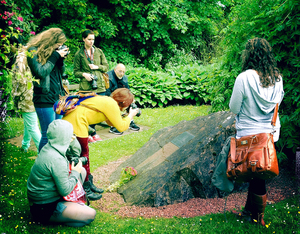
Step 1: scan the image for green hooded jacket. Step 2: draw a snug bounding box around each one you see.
[27,120,81,204]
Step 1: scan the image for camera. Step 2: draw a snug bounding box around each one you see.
[57,45,70,56]
[70,156,88,166]
[129,103,141,117]
[90,74,98,90]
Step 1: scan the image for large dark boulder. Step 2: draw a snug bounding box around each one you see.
[109,111,238,207]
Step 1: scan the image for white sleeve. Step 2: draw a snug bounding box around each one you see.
[229,74,244,114]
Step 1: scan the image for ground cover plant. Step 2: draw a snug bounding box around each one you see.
[1,106,299,234]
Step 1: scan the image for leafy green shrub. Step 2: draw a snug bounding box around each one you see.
[0,0,37,69]
[127,63,211,108]
[204,61,238,112]
[128,67,180,107]
[63,62,78,85]
[169,64,211,104]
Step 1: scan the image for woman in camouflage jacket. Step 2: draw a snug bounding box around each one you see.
[12,47,41,152]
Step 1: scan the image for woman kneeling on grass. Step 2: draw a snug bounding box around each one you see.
[27,119,96,227]
[62,88,139,201]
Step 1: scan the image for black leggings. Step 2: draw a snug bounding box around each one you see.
[248,178,266,195]
[89,125,96,136]
[30,198,64,224]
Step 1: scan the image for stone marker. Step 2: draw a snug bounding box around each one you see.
[109,111,239,207]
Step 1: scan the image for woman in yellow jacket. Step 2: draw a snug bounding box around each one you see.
[63,88,139,200]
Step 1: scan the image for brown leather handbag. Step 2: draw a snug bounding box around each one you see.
[226,104,279,183]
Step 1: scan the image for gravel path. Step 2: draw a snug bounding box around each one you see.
[92,156,297,218]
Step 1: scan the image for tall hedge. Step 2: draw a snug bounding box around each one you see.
[12,0,223,69]
[209,0,300,156]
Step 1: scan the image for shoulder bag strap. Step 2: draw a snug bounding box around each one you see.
[271,103,279,127]
[80,103,101,113]
[229,137,236,161]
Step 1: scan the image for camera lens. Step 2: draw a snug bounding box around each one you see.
[79,157,88,165]
[57,45,70,56]
[129,103,141,117]
[131,103,137,109]
[90,75,98,89]
[91,80,97,89]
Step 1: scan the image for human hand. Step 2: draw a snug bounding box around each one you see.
[57,47,69,58]
[128,107,139,120]
[88,64,99,70]
[71,160,82,174]
[83,73,93,81]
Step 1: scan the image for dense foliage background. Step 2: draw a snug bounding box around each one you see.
[1,0,299,160]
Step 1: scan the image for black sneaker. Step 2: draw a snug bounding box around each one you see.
[129,121,140,131]
[109,127,123,135]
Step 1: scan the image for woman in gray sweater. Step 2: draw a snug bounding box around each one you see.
[229,38,284,226]
[27,119,96,226]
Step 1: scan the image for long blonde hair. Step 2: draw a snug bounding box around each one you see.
[27,28,67,65]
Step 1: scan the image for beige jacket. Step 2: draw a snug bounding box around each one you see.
[12,48,35,112]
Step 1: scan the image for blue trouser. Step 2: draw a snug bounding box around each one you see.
[21,112,41,152]
[35,107,62,151]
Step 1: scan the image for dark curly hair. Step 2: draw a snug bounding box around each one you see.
[242,38,281,88]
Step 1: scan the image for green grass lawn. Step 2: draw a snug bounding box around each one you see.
[0,105,299,234]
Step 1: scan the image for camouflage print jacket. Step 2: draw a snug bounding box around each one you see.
[11,49,35,113]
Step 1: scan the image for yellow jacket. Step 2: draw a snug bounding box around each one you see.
[62,95,130,137]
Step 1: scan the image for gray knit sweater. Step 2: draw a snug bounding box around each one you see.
[229,69,284,142]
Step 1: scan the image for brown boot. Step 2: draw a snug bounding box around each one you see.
[231,192,252,222]
[251,193,267,226]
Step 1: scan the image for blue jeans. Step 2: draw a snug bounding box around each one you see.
[35,107,62,151]
[21,112,41,152]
